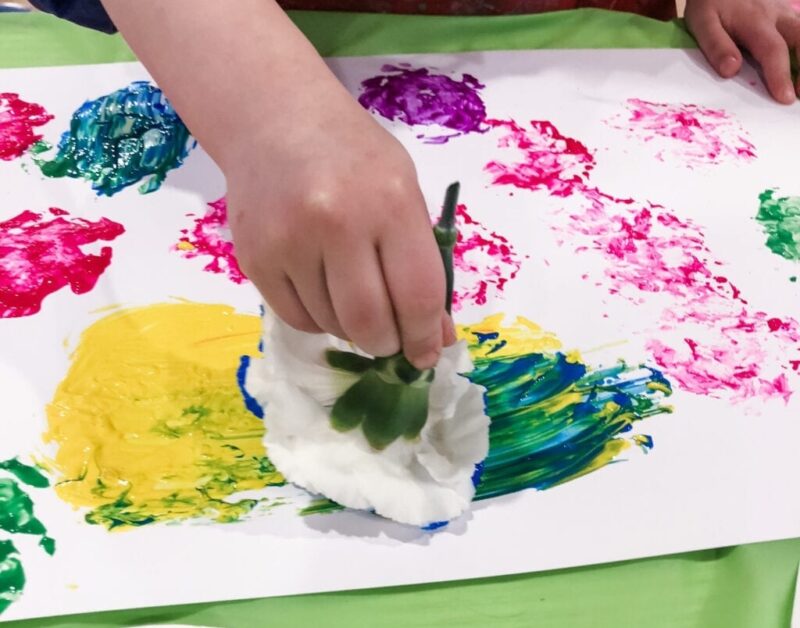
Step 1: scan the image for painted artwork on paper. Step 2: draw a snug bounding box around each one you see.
[0,49,798,622]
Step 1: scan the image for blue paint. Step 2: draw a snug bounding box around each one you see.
[236,355,264,419]
[37,81,195,196]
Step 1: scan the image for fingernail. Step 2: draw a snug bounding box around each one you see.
[412,349,440,370]
[718,56,739,77]
[782,86,797,104]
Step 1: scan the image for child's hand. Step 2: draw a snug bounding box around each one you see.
[227,95,450,369]
[686,0,800,104]
[101,0,453,369]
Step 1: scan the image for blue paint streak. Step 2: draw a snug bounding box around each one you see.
[236,355,264,419]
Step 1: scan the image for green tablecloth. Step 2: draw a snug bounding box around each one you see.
[1,8,798,628]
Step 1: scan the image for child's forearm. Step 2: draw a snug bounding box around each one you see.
[100,0,353,169]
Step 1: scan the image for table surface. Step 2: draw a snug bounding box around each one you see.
[2,8,799,628]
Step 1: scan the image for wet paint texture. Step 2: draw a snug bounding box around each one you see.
[0,93,52,161]
[359,65,487,143]
[0,459,49,490]
[605,99,756,167]
[458,315,671,499]
[0,541,24,615]
[451,204,522,311]
[37,81,195,196]
[485,117,800,401]
[756,189,800,262]
[0,208,125,318]
[177,197,247,283]
[45,303,284,530]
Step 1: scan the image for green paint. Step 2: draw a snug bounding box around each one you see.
[0,458,50,489]
[0,541,24,615]
[299,498,346,516]
[0,479,53,549]
[756,189,800,262]
[791,276,797,283]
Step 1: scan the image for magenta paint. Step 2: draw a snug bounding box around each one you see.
[0,93,52,161]
[0,208,125,318]
[176,197,247,284]
[485,116,799,402]
[450,203,522,311]
[358,65,487,143]
[605,99,756,168]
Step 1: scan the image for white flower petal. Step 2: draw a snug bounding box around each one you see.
[245,309,490,527]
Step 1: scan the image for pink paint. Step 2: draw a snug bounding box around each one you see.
[176,197,247,284]
[0,208,125,318]
[605,99,756,168]
[0,93,52,161]
[450,203,522,311]
[485,117,799,402]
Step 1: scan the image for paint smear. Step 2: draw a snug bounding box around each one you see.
[485,118,800,401]
[450,204,522,311]
[0,541,24,615]
[457,315,671,499]
[605,98,756,168]
[0,208,125,318]
[37,81,195,196]
[176,197,247,283]
[756,189,800,262]
[359,65,487,143]
[0,459,53,616]
[45,303,284,530]
[0,93,52,161]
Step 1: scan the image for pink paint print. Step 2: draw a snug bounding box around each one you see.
[605,99,756,168]
[0,208,125,318]
[176,197,247,284]
[0,93,52,161]
[450,204,522,311]
[485,117,799,403]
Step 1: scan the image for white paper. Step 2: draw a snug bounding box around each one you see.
[0,49,798,622]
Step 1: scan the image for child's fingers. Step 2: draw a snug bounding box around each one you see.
[688,9,743,77]
[287,260,348,340]
[324,241,401,358]
[776,15,800,96]
[380,226,446,370]
[256,271,322,334]
[442,311,457,347]
[736,21,795,103]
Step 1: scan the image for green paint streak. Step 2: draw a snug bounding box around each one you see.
[0,479,53,549]
[0,458,50,489]
[299,498,345,516]
[0,541,24,615]
[463,333,672,500]
[756,189,800,262]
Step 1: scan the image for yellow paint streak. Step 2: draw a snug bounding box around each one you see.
[44,303,283,528]
[177,240,196,251]
[458,314,563,359]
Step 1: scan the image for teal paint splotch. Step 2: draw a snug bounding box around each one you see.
[37,81,195,196]
[466,336,673,501]
[756,189,800,262]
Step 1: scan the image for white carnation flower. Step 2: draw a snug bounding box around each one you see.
[244,309,490,527]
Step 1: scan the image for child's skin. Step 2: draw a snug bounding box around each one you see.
[101,0,798,369]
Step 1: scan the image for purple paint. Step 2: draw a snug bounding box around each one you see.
[359,65,487,143]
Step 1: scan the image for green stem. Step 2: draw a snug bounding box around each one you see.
[434,182,460,315]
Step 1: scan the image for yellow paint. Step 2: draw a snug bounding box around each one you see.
[458,314,564,360]
[177,240,196,251]
[44,302,284,529]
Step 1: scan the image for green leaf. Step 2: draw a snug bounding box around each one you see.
[326,349,374,374]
